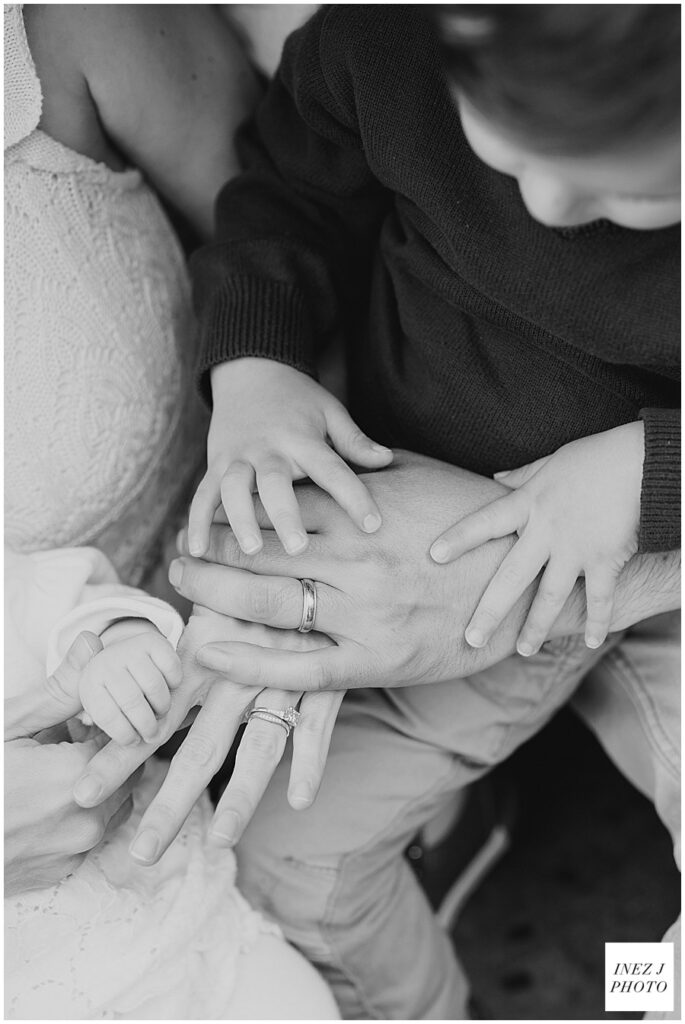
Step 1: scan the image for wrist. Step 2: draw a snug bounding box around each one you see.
[100,618,159,646]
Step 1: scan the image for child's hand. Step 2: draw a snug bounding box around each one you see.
[188,359,393,557]
[430,423,644,655]
[79,630,183,746]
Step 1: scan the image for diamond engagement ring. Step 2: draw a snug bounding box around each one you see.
[244,706,302,737]
[298,578,317,633]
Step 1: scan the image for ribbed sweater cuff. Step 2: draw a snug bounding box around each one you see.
[637,407,681,552]
[195,277,318,405]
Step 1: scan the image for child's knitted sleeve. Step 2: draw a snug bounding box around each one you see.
[638,406,681,552]
[191,6,393,403]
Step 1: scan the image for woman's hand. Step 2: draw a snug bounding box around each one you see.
[5,633,141,895]
[72,608,345,863]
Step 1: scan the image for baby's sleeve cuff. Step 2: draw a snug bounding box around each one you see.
[46,595,184,676]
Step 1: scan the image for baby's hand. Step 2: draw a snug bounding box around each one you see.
[430,423,644,656]
[79,630,183,745]
[188,358,393,557]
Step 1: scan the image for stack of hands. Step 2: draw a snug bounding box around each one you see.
[50,416,663,872]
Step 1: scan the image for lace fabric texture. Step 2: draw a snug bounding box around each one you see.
[4,3,208,585]
[4,8,279,1017]
[5,762,277,1020]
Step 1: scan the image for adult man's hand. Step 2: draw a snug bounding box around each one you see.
[5,633,141,895]
[170,451,680,692]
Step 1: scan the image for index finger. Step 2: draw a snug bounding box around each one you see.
[72,679,204,807]
[128,681,259,864]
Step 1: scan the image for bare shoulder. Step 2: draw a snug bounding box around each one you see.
[23,5,261,235]
[21,4,114,164]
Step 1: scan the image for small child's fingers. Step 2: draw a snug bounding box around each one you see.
[430,493,525,564]
[130,658,172,716]
[144,639,183,690]
[188,471,222,557]
[584,566,617,650]
[517,561,579,657]
[255,457,308,554]
[305,448,382,533]
[324,403,394,468]
[220,461,262,554]
[82,685,141,746]
[493,455,551,489]
[106,673,160,743]
[464,537,546,649]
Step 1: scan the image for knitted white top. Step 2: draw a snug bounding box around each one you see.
[4,4,207,586]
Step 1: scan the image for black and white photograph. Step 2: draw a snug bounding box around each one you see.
[4,3,681,1019]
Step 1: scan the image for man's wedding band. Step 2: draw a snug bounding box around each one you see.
[298,578,317,633]
[244,706,302,737]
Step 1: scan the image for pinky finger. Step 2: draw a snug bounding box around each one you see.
[584,566,618,649]
[187,472,221,557]
[288,689,345,809]
[517,561,579,657]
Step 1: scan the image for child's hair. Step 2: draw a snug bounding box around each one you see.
[431,4,681,155]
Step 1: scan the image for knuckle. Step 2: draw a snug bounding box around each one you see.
[246,580,278,622]
[145,798,181,830]
[75,814,105,852]
[538,585,564,605]
[224,459,251,480]
[221,784,254,816]
[499,562,524,587]
[474,605,501,628]
[298,713,325,737]
[177,733,219,770]
[244,727,283,760]
[257,456,287,482]
[308,660,332,692]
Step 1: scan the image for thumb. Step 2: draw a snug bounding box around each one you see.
[325,403,393,467]
[5,631,103,740]
[494,455,550,490]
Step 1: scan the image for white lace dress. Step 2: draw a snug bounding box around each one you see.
[4,6,278,1018]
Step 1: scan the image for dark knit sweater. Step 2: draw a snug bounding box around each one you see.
[193,4,681,552]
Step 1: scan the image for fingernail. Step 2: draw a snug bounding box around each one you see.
[188,536,204,557]
[210,811,241,845]
[371,444,392,455]
[430,541,450,563]
[465,628,485,649]
[176,528,188,553]
[242,534,262,554]
[286,533,308,554]
[168,559,183,588]
[517,641,533,657]
[362,513,381,533]
[73,776,102,805]
[130,829,160,863]
[69,631,102,669]
[586,636,602,649]
[289,781,314,809]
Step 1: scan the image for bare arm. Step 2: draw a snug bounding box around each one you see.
[24,4,261,238]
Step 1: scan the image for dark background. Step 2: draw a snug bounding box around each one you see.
[453,708,680,1020]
